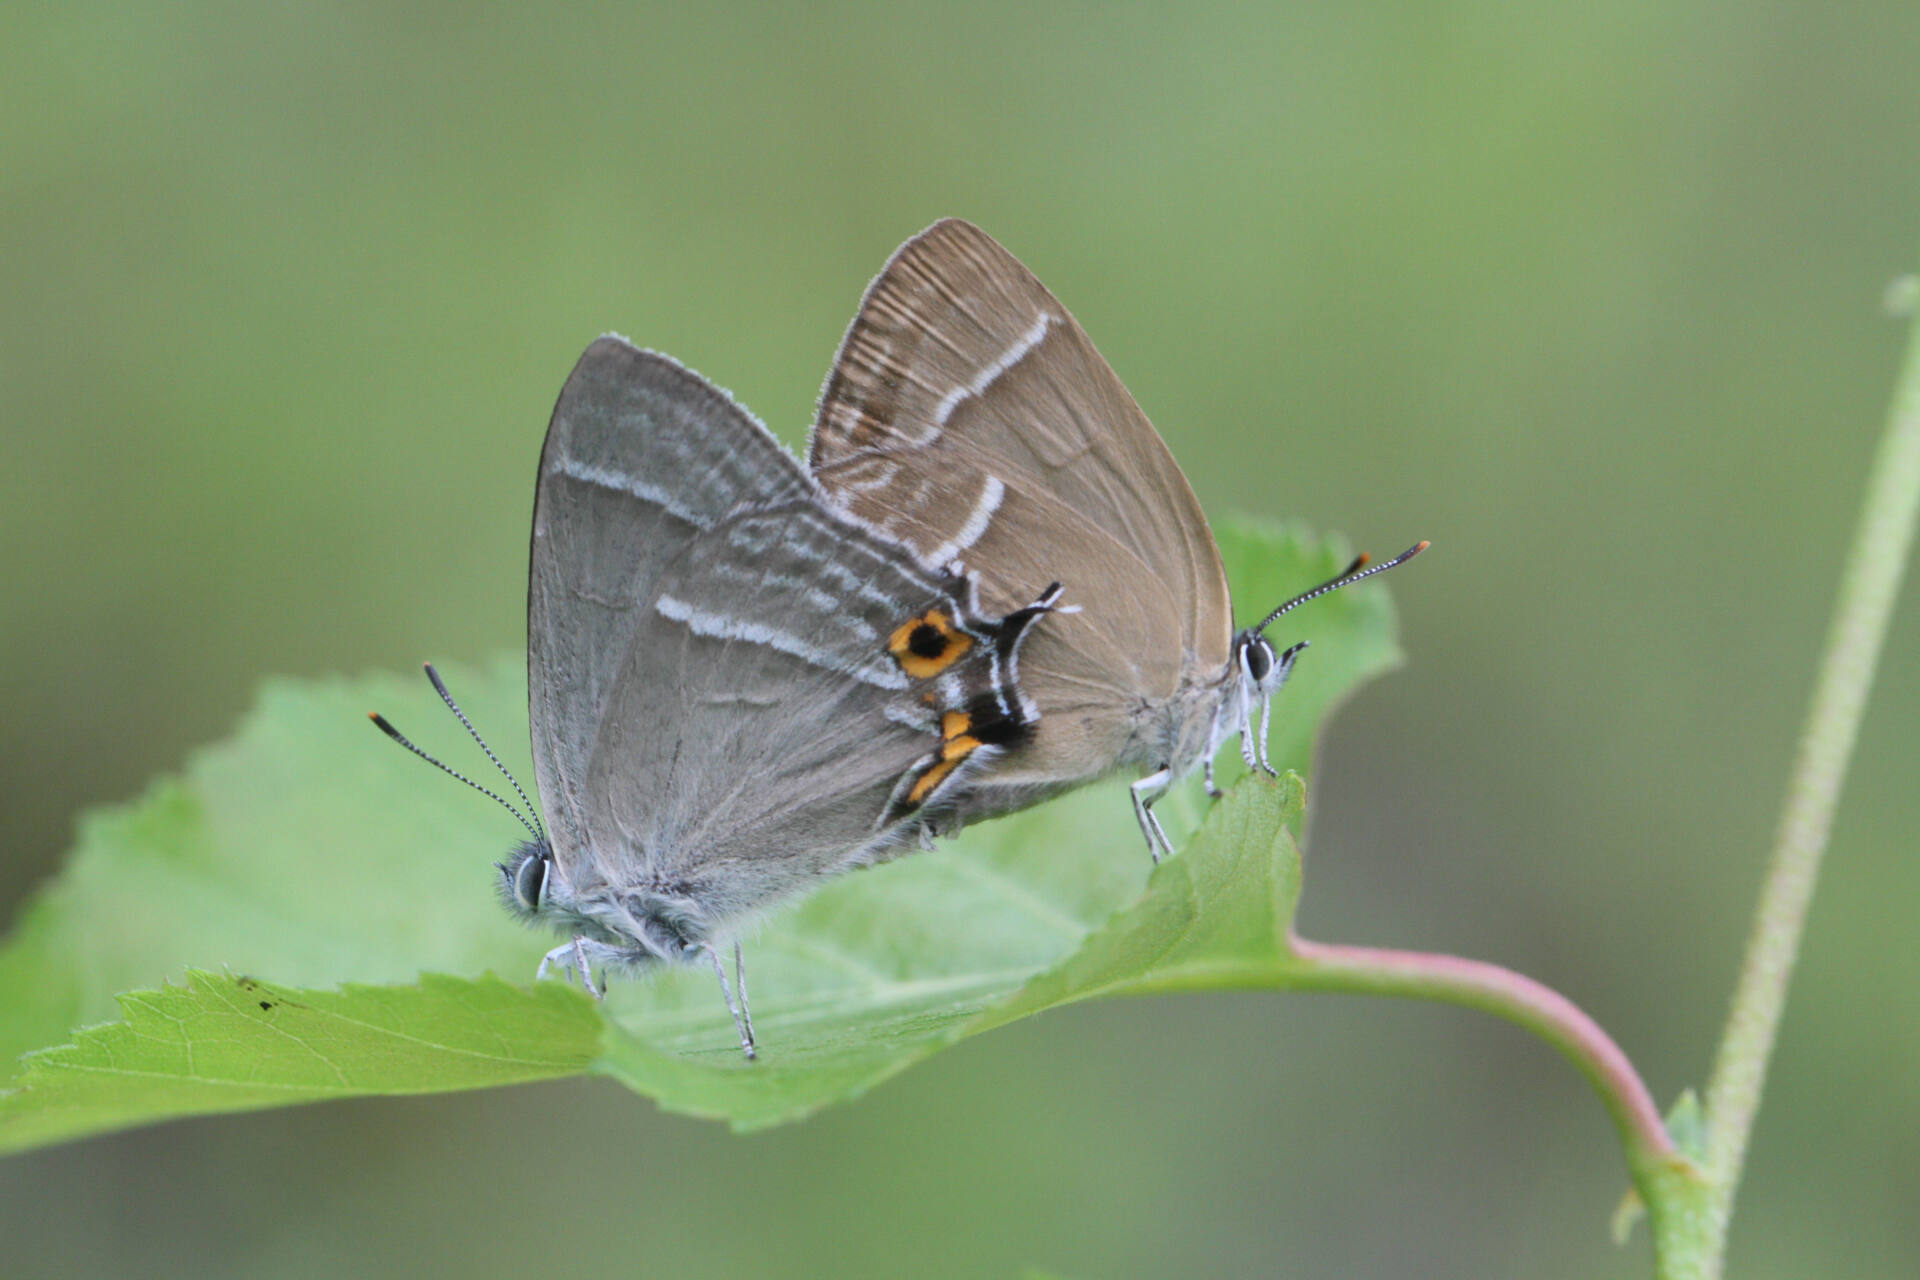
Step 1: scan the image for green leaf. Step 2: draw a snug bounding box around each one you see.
[0,519,1407,1151]
[0,972,599,1154]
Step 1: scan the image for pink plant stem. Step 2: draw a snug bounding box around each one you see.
[1287,934,1679,1176]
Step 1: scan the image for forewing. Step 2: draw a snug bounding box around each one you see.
[808,218,1232,675]
[529,338,814,864]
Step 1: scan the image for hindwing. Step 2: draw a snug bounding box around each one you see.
[529,337,1055,937]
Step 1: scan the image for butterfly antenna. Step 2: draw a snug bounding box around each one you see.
[1255,541,1430,635]
[368,677,544,844]
[421,662,545,841]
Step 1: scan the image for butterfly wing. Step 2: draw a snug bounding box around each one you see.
[577,502,972,927]
[809,220,1231,787]
[531,337,1042,939]
[530,338,819,863]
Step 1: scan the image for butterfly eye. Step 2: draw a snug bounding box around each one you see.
[501,843,551,914]
[1242,636,1275,684]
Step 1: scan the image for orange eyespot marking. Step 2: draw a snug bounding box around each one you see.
[889,609,973,678]
[906,732,984,806]
[908,756,961,806]
[942,734,982,762]
[902,725,990,805]
[906,763,951,806]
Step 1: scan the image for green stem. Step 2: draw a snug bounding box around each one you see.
[1697,280,1920,1273]
[1287,936,1710,1277]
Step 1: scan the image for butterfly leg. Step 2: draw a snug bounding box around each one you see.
[537,938,605,999]
[571,937,598,993]
[1237,679,1259,774]
[734,942,756,1048]
[1201,693,1237,798]
[1251,640,1308,778]
[707,944,758,1061]
[1254,696,1275,776]
[1130,766,1175,864]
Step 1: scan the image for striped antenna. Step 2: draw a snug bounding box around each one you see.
[421,663,544,841]
[368,664,544,844]
[1255,541,1429,635]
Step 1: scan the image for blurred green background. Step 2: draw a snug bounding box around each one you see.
[4,2,1917,1276]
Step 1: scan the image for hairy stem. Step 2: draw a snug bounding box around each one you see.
[1697,281,1920,1273]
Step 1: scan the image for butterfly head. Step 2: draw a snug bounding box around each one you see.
[498,838,556,921]
[1233,630,1291,701]
[1224,542,1431,723]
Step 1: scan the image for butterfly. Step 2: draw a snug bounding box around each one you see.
[808,220,1424,858]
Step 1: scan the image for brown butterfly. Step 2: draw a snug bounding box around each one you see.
[809,219,1424,859]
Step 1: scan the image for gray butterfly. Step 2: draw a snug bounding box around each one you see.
[809,219,1424,859]
[375,339,1061,1058]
